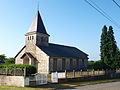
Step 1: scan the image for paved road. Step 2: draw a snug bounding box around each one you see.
[63,81,120,90]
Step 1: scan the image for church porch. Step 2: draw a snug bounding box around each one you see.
[21,53,36,65]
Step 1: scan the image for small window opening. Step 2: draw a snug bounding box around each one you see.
[32,36,34,40]
[30,36,31,40]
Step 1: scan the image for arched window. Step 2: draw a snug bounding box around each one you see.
[70,59,73,70]
[30,36,31,40]
[62,58,66,70]
[82,59,84,66]
[53,58,57,71]
[32,36,34,40]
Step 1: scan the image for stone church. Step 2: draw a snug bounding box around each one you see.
[15,11,88,74]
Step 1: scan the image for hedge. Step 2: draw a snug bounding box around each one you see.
[0,64,36,76]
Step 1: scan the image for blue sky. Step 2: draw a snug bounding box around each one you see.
[0,0,120,60]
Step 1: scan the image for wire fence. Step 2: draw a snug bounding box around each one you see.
[65,69,120,78]
[0,68,26,76]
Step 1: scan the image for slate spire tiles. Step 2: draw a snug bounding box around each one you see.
[27,10,48,35]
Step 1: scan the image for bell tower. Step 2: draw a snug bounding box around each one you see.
[25,11,50,48]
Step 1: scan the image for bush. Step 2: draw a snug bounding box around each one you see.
[88,60,105,70]
[92,60,103,70]
[4,58,15,64]
[88,61,95,70]
[0,54,6,63]
[0,64,36,75]
[88,60,112,70]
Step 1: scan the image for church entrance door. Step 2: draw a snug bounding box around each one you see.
[23,56,29,65]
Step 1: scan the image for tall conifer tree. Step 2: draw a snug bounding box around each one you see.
[107,26,119,68]
[100,25,120,69]
[100,25,109,69]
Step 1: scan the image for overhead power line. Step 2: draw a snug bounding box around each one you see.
[113,0,120,8]
[84,0,120,28]
[89,0,120,28]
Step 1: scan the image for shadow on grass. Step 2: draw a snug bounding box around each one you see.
[28,78,120,89]
[29,83,76,89]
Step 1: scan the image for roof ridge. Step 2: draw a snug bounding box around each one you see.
[49,43,76,48]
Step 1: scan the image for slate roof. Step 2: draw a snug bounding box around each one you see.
[38,43,88,59]
[21,53,35,59]
[15,46,26,58]
[26,11,49,35]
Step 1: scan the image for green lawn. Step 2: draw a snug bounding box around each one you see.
[1,78,120,90]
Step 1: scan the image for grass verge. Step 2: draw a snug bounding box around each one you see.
[0,78,120,90]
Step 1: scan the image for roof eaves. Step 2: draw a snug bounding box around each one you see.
[14,46,26,58]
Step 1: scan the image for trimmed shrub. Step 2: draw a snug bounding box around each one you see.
[4,58,15,64]
[0,64,36,76]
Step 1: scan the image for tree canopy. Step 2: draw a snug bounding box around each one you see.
[0,54,15,64]
[0,54,6,63]
[100,25,120,69]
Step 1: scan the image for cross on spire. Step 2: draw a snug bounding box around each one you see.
[37,0,39,11]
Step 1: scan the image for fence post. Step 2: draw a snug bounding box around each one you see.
[24,68,26,77]
[93,69,94,76]
[14,68,16,76]
[87,70,89,76]
[73,70,75,78]
[79,70,80,76]
[65,70,67,78]
[6,68,8,75]
[98,69,99,75]
[116,68,118,73]
[81,70,82,76]
[102,69,104,75]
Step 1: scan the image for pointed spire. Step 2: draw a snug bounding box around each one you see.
[27,10,49,35]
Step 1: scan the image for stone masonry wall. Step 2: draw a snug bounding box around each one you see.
[15,47,26,64]
[0,76,25,87]
[36,46,49,74]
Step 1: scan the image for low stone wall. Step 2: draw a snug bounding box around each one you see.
[0,76,26,87]
[0,74,47,87]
